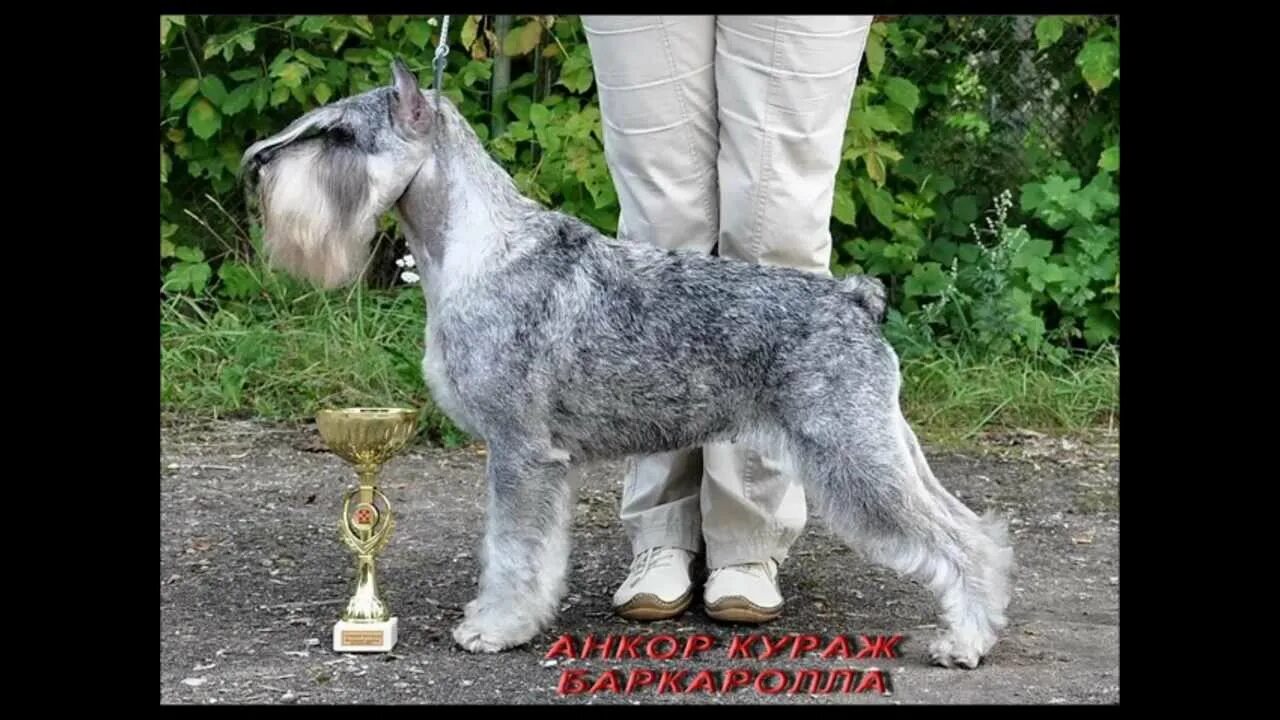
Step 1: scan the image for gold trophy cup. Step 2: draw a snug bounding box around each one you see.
[315,407,418,653]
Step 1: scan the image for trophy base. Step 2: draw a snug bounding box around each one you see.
[333,617,398,653]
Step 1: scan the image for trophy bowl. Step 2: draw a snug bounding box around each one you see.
[315,408,419,468]
[314,406,418,653]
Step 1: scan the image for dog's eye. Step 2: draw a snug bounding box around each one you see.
[326,126,356,145]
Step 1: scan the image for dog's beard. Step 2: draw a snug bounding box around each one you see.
[257,143,384,289]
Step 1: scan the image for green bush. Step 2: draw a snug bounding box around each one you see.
[160,14,1118,356]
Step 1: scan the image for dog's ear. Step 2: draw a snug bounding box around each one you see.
[390,58,430,133]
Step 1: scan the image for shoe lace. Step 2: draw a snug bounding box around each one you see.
[709,561,776,583]
[629,547,678,579]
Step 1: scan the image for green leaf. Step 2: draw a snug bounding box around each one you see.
[331,30,350,53]
[1038,258,1066,285]
[254,80,269,111]
[856,178,896,229]
[275,62,308,89]
[832,190,856,226]
[929,238,958,264]
[1083,172,1119,212]
[904,262,949,297]
[270,84,290,107]
[866,29,885,77]
[951,195,978,224]
[875,143,903,163]
[884,103,914,133]
[164,262,212,294]
[508,121,532,142]
[217,262,259,300]
[1020,182,1046,212]
[1099,144,1119,172]
[202,36,223,60]
[1035,17,1064,50]
[927,174,956,195]
[864,151,886,186]
[862,106,901,134]
[504,21,543,56]
[1026,257,1048,291]
[294,49,326,70]
[388,16,407,35]
[174,245,204,263]
[1042,175,1081,203]
[881,77,919,113]
[508,72,538,92]
[300,16,332,34]
[313,81,332,105]
[323,60,348,84]
[187,99,221,139]
[1076,39,1119,93]
[558,55,594,94]
[508,95,532,122]
[269,50,294,75]
[1012,238,1053,269]
[352,16,374,36]
[222,83,255,115]
[1084,308,1118,346]
[229,68,260,82]
[199,75,227,106]
[405,19,432,49]
[461,15,480,50]
[169,78,199,110]
[529,103,550,129]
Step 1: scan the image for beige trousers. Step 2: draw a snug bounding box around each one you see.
[582,15,872,569]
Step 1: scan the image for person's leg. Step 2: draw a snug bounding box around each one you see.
[701,14,873,622]
[581,15,719,619]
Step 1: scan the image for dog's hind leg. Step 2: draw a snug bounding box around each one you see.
[786,400,1013,669]
[452,444,575,653]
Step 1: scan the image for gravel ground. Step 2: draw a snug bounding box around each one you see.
[160,418,1118,705]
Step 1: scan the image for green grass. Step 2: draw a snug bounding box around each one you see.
[898,346,1118,446]
[161,284,1118,449]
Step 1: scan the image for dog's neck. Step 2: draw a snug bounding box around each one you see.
[395,102,541,310]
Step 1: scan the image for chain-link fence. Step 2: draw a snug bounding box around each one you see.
[874,15,1117,192]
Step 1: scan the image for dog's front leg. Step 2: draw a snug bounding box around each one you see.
[453,447,574,653]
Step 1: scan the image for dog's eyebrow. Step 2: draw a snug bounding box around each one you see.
[240,106,345,172]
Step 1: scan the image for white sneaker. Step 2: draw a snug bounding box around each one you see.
[612,547,695,621]
[704,559,784,623]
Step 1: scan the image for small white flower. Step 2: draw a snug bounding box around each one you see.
[427,18,438,26]
[396,253,416,269]
[401,270,420,284]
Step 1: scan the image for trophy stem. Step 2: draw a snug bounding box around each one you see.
[343,553,391,622]
[356,463,379,504]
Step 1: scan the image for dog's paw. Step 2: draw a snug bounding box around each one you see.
[452,616,535,654]
[928,635,983,669]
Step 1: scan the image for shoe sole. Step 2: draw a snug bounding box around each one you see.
[613,590,693,621]
[704,597,783,624]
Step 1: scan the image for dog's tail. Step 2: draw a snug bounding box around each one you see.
[840,275,887,324]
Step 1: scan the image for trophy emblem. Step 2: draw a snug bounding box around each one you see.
[315,407,418,653]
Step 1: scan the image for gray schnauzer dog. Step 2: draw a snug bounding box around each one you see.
[241,60,1013,669]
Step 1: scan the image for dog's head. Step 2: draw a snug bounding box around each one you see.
[240,59,439,289]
